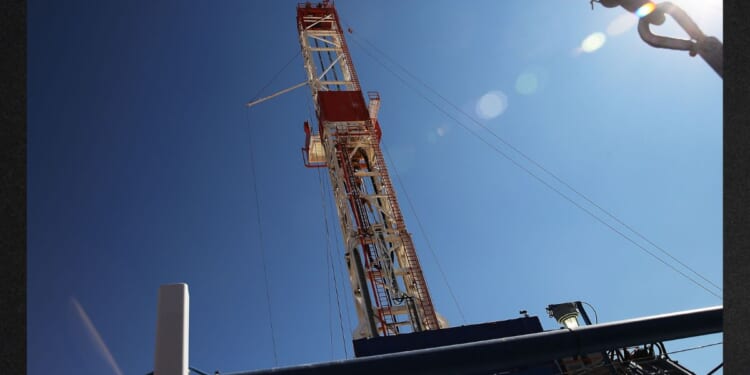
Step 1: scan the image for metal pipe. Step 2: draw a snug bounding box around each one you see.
[154,284,190,375]
[227,306,722,375]
[707,362,723,375]
[637,2,723,78]
[694,36,723,78]
[575,301,593,325]
[245,82,308,108]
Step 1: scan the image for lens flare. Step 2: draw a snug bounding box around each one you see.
[635,2,656,18]
[581,32,607,53]
[515,73,539,95]
[427,127,446,144]
[607,13,638,36]
[71,298,124,375]
[476,91,508,119]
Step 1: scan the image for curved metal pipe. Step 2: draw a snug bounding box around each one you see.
[637,2,723,77]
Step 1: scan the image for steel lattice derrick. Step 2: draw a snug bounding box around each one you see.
[297,1,440,339]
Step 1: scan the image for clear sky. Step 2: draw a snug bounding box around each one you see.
[28,1,723,374]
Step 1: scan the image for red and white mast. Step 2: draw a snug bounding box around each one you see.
[298,1,445,339]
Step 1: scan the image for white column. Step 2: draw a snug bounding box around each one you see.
[154,283,190,375]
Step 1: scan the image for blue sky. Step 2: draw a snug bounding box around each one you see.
[28,1,723,374]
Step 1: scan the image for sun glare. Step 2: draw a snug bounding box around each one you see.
[581,32,607,53]
[635,2,656,18]
[673,0,723,38]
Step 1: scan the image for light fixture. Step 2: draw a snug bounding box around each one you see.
[547,302,580,329]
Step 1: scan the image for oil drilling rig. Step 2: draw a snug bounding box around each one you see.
[292,1,719,373]
[152,2,723,374]
[296,1,444,340]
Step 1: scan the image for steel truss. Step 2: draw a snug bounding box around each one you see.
[297,1,442,339]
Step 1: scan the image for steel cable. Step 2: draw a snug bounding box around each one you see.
[348,30,722,295]
[247,50,301,103]
[381,143,468,325]
[316,165,350,359]
[305,94,352,358]
[244,108,279,366]
[345,33,721,300]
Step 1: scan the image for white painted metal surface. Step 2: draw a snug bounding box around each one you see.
[308,135,326,164]
[154,283,190,375]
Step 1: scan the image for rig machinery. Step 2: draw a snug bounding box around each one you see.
[150,2,722,375]
[297,1,445,340]
[288,2,720,374]
[182,2,721,374]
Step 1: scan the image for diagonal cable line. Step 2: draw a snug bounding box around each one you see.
[346,35,721,300]
[326,172,355,343]
[667,341,722,355]
[248,50,302,103]
[381,143,467,325]
[305,94,353,357]
[316,165,350,359]
[245,108,280,366]
[349,31,721,294]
